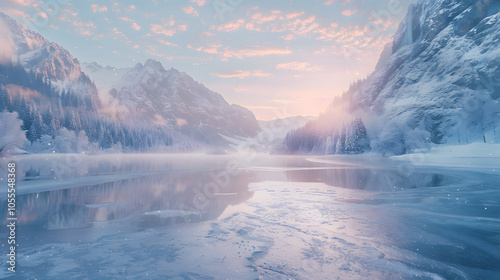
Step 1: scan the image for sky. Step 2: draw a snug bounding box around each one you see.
[0,0,415,120]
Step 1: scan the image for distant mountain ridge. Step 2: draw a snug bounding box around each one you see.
[84,60,261,145]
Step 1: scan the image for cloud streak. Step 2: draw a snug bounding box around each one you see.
[221,47,292,59]
[211,70,272,79]
[91,4,108,13]
[276,62,324,72]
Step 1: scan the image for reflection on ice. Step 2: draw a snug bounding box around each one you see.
[0,155,455,232]
[285,166,448,191]
[1,169,255,232]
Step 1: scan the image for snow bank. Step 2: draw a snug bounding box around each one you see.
[393,143,500,173]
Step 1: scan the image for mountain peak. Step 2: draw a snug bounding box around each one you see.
[0,12,99,97]
[144,59,165,72]
[104,59,260,144]
[0,11,48,56]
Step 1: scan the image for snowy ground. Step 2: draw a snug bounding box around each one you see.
[0,153,499,279]
[392,143,500,173]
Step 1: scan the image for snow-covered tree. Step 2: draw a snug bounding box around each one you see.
[371,122,406,156]
[53,128,77,153]
[372,122,431,156]
[0,111,27,155]
[345,118,370,154]
[335,125,347,154]
[43,105,59,138]
[29,135,55,153]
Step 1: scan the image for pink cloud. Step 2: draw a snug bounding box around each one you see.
[143,45,165,58]
[161,16,176,26]
[245,23,261,32]
[150,24,179,36]
[118,17,133,22]
[251,12,279,24]
[276,62,323,72]
[253,70,272,77]
[295,15,315,25]
[286,12,304,19]
[190,0,205,6]
[324,0,351,5]
[217,19,245,32]
[203,48,218,54]
[158,39,178,46]
[188,44,220,54]
[342,9,357,16]
[182,6,199,16]
[132,22,141,30]
[91,4,108,13]
[12,0,32,6]
[67,19,96,37]
[79,30,92,36]
[222,47,292,59]
[211,70,271,79]
[2,8,29,18]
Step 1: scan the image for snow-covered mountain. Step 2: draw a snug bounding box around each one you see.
[286,0,500,155]
[85,60,260,145]
[350,0,500,144]
[0,12,98,99]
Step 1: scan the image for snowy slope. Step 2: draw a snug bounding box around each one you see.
[316,0,500,155]
[0,12,98,98]
[93,59,261,145]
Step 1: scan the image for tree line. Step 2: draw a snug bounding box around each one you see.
[284,118,370,155]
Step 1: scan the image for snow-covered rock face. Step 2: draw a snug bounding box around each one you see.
[0,12,97,96]
[336,0,500,146]
[19,42,82,81]
[107,59,260,144]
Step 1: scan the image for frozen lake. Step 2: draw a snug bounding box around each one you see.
[1,154,499,279]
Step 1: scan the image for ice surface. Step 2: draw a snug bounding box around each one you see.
[0,154,498,279]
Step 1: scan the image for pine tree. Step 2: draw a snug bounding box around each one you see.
[0,88,8,111]
[27,123,38,145]
[43,106,58,138]
[103,130,113,149]
[335,125,346,154]
[345,118,370,154]
[30,103,44,141]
